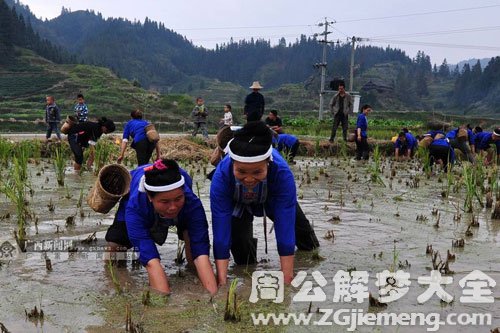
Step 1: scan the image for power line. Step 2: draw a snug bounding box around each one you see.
[172,5,500,32]
[175,24,312,31]
[368,39,500,51]
[369,25,500,39]
[336,4,500,23]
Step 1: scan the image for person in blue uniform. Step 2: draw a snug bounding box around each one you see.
[394,130,417,160]
[117,110,160,166]
[429,137,455,171]
[210,121,319,286]
[474,128,500,164]
[105,159,217,295]
[273,133,300,164]
[355,104,372,160]
[446,127,476,163]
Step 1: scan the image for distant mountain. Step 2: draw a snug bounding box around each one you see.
[6,0,413,91]
[0,0,74,66]
[4,0,500,116]
[453,58,491,72]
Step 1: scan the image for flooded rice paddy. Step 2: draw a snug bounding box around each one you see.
[0,154,499,332]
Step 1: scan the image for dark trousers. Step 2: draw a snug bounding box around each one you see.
[355,137,369,160]
[68,135,84,165]
[192,122,208,138]
[133,139,156,166]
[429,145,453,170]
[46,122,61,140]
[230,203,320,265]
[330,113,348,141]
[449,138,474,163]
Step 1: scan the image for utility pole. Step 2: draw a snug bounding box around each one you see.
[314,18,335,120]
[348,36,367,92]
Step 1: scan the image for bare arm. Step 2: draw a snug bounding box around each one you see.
[280,255,294,284]
[194,255,217,295]
[117,140,127,163]
[155,142,161,161]
[146,258,171,294]
[215,259,229,286]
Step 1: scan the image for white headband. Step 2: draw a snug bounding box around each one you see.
[493,131,500,137]
[224,138,273,163]
[138,175,185,193]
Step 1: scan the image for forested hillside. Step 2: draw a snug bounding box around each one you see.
[0,0,73,66]
[3,0,500,116]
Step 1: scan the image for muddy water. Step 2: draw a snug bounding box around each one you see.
[0,157,499,332]
[288,158,500,333]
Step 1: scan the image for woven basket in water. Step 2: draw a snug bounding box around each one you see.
[87,164,131,214]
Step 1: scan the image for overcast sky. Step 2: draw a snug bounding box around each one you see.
[18,0,500,66]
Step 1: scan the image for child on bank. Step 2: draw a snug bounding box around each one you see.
[220,104,233,127]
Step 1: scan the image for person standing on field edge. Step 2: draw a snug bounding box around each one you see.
[192,97,209,139]
[244,81,265,122]
[220,104,233,127]
[329,82,353,142]
[69,93,89,143]
[45,95,62,142]
[355,104,372,160]
[74,93,89,122]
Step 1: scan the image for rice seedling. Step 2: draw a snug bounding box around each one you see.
[443,165,454,198]
[44,253,52,271]
[25,305,44,321]
[0,157,30,251]
[141,289,151,306]
[64,185,72,199]
[224,278,241,322]
[314,138,320,157]
[390,240,399,273]
[13,141,30,182]
[473,155,487,195]
[417,146,432,177]
[47,198,55,212]
[76,187,85,208]
[0,137,13,166]
[174,239,185,265]
[93,139,117,175]
[368,145,384,185]
[369,293,387,308]
[311,247,325,261]
[338,140,348,160]
[53,145,66,186]
[462,164,483,213]
[195,181,200,198]
[125,302,144,332]
[107,260,122,294]
[488,163,499,198]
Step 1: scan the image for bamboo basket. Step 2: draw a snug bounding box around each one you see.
[87,164,131,214]
[418,136,433,148]
[61,115,78,134]
[145,123,160,142]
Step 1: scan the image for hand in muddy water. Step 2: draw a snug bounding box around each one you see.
[145,287,170,306]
